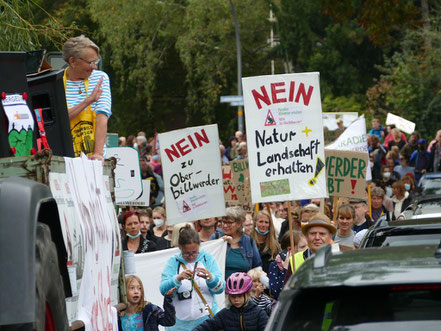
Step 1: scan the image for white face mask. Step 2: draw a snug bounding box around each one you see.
[153,218,164,227]
[383,172,391,179]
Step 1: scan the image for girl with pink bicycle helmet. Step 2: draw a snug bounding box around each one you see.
[226,272,253,295]
[193,272,268,330]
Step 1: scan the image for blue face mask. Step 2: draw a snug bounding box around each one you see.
[255,226,269,236]
[404,183,411,191]
[127,231,141,239]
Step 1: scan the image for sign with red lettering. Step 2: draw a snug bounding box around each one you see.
[159,124,226,225]
[242,72,327,203]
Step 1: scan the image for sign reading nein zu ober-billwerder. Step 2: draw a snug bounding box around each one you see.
[243,72,328,203]
[159,124,226,225]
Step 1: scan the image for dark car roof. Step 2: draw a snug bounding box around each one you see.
[287,244,441,289]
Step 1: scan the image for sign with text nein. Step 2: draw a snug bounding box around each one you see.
[159,124,226,225]
[242,72,328,203]
[325,149,368,198]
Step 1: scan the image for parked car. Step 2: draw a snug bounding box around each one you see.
[361,216,441,248]
[401,195,441,219]
[418,172,441,196]
[266,244,441,331]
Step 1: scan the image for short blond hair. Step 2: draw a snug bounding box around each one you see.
[171,222,195,247]
[247,267,266,282]
[63,35,100,62]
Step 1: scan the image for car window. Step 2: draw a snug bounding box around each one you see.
[283,285,441,330]
[413,201,441,215]
[371,233,441,247]
[421,178,441,195]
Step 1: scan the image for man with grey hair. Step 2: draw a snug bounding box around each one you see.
[62,35,112,160]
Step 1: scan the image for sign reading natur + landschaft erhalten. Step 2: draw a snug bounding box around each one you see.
[242,72,328,203]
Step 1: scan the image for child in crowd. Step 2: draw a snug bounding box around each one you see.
[192,272,268,331]
[247,268,273,316]
[119,275,176,331]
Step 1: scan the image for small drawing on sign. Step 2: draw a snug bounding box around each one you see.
[183,200,191,213]
[265,110,276,126]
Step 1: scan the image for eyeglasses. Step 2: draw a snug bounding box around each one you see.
[79,57,100,67]
[182,251,199,258]
[221,220,236,226]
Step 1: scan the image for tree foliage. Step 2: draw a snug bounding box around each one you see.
[367,14,441,138]
[176,0,270,134]
[0,0,74,51]
[276,0,383,99]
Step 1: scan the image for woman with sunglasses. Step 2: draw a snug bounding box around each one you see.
[160,225,225,330]
[62,35,111,160]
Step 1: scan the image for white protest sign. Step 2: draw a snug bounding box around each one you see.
[242,72,328,203]
[325,115,372,181]
[159,124,226,225]
[386,113,416,134]
[106,147,143,205]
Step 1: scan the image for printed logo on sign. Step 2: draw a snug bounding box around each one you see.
[265,110,276,126]
[183,200,191,213]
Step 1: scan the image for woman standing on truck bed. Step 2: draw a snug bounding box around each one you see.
[62,35,112,160]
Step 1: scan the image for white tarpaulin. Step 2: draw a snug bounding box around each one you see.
[134,239,227,315]
[325,115,372,181]
[242,72,328,203]
[159,125,226,225]
[64,155,119,331]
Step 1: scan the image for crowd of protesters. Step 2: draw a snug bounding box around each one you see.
[116,120,441,330]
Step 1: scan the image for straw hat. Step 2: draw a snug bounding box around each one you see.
[301,212,336,236]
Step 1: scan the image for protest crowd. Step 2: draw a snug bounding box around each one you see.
[115,118,441,331]
[58,35,441,331]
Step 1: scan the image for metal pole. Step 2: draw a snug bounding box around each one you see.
[229,0,243,133]
[270,8,275,75]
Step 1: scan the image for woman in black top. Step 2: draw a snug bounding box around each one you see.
[122,211,156,253]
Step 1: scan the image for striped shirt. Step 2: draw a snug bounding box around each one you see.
[250,294,272,316]
[65,70,112,118]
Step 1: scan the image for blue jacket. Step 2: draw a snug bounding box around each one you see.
[192,300,268,331]
[210,232,262,271]
[159,250,225,330]
[118,294,175,331]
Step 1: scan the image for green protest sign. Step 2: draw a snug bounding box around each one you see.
[325,149,368,198]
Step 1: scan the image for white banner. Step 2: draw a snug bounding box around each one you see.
[64,156,119,331]
[322,112,359,131]
[106,147,143,206]
[242,72,328,203]
[159,125,226,225]
[326,115,368,152]
[134,239,227,315]
[386,112,416,134]
[325,115,371,181]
